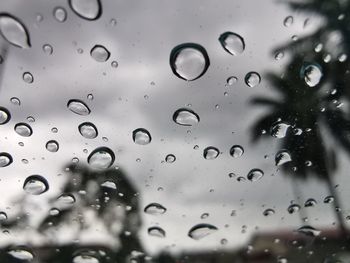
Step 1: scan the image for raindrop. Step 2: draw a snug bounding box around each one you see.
[230,145,244,158]
[0,152,13,167]
[287,204,300,214]
[263,208,275,216]
[201,213,209,219]
[101,180,117,190]
[324,196,334,204]
[14,123,33,137]
[148,226,166,238]
[46,140,59,152]
[90,45,110,62]
[275,52,284,60]
[144,203,167,215]
[0,107,11,124]
[51,127,58,133]
[57,194,76,206]
[42,44,53,55]
[173,108,200,126]
[165,154,176,163]
[271,122,290,138]
[301,63,322,87]
[247,169,264,182]
[69,0,102,20]
[0,14,31,48]
[188,223,218,240]
[87,147,115,169]
[67,99,91,115]
[23,175,49,195]
[0,211,7,220]
[53,7,67,22]
[79,122,98,139]
[297,225,321,237]
[111,60,118,68]
[218,32,245,55]
[283,16,294,27]
[169,43,210,81]
[132,128,151,145]
[73,254,100,263]
[49,208,60,216]
[7,248,34,261]
[226,76,238,86]
[304,198,317,207]
[245,72,261,87]
[203,146,219,160]
[275,150,292,166]
[23,72,33,83]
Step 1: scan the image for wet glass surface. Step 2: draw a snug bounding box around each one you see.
[0,0,350,262]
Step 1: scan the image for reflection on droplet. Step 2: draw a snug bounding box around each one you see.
[297,225,321,237]
[203,146,219,160]
[287,204,300,214]
[69,0,102,20]
[0,107,11,124]
[7,248,34,261]
[245,72,261,87]
[111,60,118,68]
[42,44,53,55]
[188,223,218,240]
[88,147,115,169]
[23,175,49,195]
[230,145,244,158]
[14,123,33,137]
[271,122,290,138]
[173,108,200,126]
[46,140,59,152]
[170,43,210,81]
[148,226,166,238]
[165,154,176,163]
[23,72,34,83]
[53,7,67,22]
[67,99,91,115]
[283,16,293,27]
[218,32,245,55]
[132,128,151,145]
[247,169,264,182]
[90,45,110,62]
[73,254,100,263]
[304,198,317,207]
[0,152,13,167]
[263,208,275,216]
[144,203,167,215]
[0,14,31,48]
[79,122,98,139]
[301,63,322,87]
[275,150,292,166]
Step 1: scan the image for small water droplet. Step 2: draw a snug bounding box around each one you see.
[132,128,151,145]
[304,198,317,207]
[188,223,218,240]
[23,72,33,83]
[287,204,300,214]
[230,145,244,158]
[111,60,118,68]
[73,254,100,263]
[79,122,98,139]
[203,146,219,160]
[148,226,166,238]
[0,211,7,220]
[297,225,321,237]
[201,213,209,219]
[0,14,31,48]
[101,180,117,190]
[245,72,261,87]
[173,108,200,126]
[301,63,322,87]
[46,140,59,152]
[247,169,264,182]
[144,203,167,215]
[87,147,115,169]
[0,107,11,124]
[23,175,49,195]
[67,99,91,115]
[7,248,34,261]
[165,154,176,163]
[90,45,110,62]
[10,97,20,106]
[51,127,58,133]
[53,7,67,22]
[170,43,210,81]
[42,44,53,55]
[218,32,245,55]
[271,122,290,138]
[283,16,294,27]
[275,52,284,60]
[69,0,102,20]
[14,123,33,137]
[49,208,60,216]
[263,208,275,216]
[324,195,334,204]
[275,150,292,166]
[0,152,12,167]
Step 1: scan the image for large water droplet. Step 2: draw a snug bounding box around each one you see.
[90,45,110,62]
[271,122,290,138]
[230,145,244,158]
[132,128,151,145]
[301,63,322,87]
[7,248,34,261]
[0,152,13,167]
[53,7,67,22]
[0,107,11,124]
[144,203,167,215]
[88,147,115,169]
[67,99,91,115]
[148,226,166,238]
[275,150,292,166]
[218,32,245,55]
[0,14,31,48]
[79,122,98,139]
[297,225,321,237]
[245,72,261,87]
[170,43,210,81]
[69,0,102,20]
[0,211,7,221]
[188,223,218,240]
[247,169,264,182]
[203,146,219,160]
[23,175,49,195]
[173,108,200,126]
[46,140,59,152]
[14,123,33,137]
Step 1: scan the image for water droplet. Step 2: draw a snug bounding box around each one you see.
[277,257,288,263]
[90,45,110,62]
[230,145,244,158]
[271,122,290,138]
[324,195,334,204]
[218,32,245,55]
[46,140,59,152]
[73,254,100,263]
[42,44,53,55]
[49,208,60,216]
[57,194,76,206]
[226,76,238,86]
[144,203,167,215]
[51,127,58,133]
[297,225,321,237]
[301,63,322,87]
[287,204,300,214]
[148,226,166,238]
[14,123,33,137]
[111,60,118,68]
[188,223,218,240]
[87,147,115,169]
[23,175,49,195]
[67,99,91,115]
[23,72,33,83]
[0,211,7,220]
[0,152,13,167]
[275,150,292,166]
[0,107,10,125]
[169,43,210,81]
[247,169,264,182]
[304,198,317,207]
[10,97,21,106]
[101,180,117,190]
[263,208,275,216]
[7,248,34,261]
[283,16,294,27]
[165,154,176,163]
[0,14,31,48]
[173,108,200,126]
[79,122,98,139]
[109,18,117,26]
[53,7,67,22]
[201,213,209,219]
[245,72,261,87]
[203,146,219,160]
[275,52,284,60]
[132,128,151,145]
[69,0,102,20]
